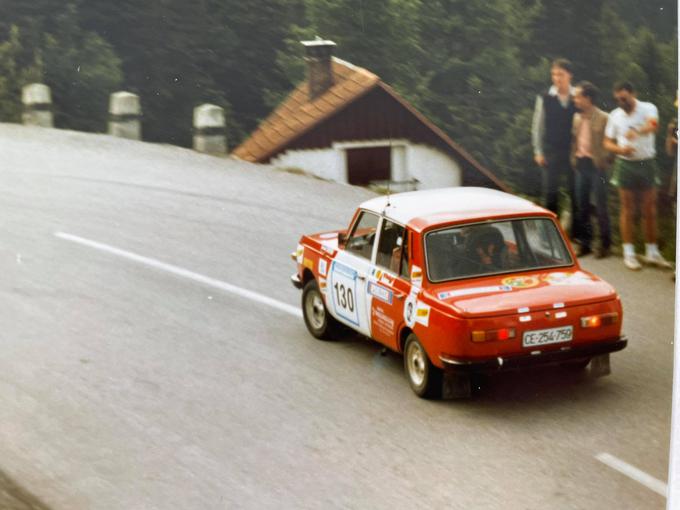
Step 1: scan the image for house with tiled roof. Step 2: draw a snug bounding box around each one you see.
[232,39,507,192]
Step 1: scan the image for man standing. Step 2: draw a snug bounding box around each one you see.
[665,94,677,200]
[570,81,612,258]
[532,58,578,238]
[603,81,672,270]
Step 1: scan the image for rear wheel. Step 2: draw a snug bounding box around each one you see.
[404,333,442,399]
[302,279,341,340]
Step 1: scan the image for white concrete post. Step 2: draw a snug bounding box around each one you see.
[22,83,53,127]
[108,92,141,140]
[193,104,227,154]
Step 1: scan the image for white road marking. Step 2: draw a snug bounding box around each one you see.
[595,452,668,498]
[54,232,302,318]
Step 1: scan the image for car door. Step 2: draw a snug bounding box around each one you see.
[327,210,378,337]
[367,218,411,350]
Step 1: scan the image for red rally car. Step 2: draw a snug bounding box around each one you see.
[291,187,626,399]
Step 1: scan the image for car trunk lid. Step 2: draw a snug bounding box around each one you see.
[431,270,617,318]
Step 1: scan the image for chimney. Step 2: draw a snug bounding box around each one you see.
[301,37,336,100]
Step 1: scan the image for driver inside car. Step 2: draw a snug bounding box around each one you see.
[462,226,507,274]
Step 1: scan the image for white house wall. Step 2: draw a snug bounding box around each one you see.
[272,142,462,189]
[272,148,345,182]
[408,144,462,189]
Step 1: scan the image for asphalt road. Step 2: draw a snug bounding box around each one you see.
[0,124,675,509]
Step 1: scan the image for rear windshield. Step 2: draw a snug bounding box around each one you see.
[424,218,573,282]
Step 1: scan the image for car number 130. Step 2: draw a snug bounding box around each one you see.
[333,282,355,312]
[329,261,361,326]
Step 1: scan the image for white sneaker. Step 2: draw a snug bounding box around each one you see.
[623,255,642,270]
[641,252,674,269]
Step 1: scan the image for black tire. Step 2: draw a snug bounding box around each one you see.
[403,333,443,399]
[302,279,341,340]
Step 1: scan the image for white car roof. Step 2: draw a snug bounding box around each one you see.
[360,187,546,226]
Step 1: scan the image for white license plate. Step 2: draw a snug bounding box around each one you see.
[522,325,573,348]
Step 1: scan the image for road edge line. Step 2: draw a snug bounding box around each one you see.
[595,452,667,498]
[54,231,302,318]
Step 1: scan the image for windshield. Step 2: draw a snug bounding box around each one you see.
[425,218,573,282]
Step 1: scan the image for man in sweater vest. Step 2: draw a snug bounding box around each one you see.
[531,58,578,239]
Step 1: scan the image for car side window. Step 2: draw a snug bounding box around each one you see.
[399,230,410,279]
[345,211,379,260]
[523,219,570,263]
[376,219,406,273]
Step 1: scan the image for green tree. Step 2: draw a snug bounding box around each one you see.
[80,0,228,145]
[0,26,24,122]
[211,0,298,138]
[301,0,424,97]
[42,4,122,132]
[79,0,296,146]
[524,0,606,79]
[609,0,677,41]
[0,1,122,132]
[413,0,538,189]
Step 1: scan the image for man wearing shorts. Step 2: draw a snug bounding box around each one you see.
[604,81,672,270]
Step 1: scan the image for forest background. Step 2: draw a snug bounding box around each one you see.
[0,0,677,249]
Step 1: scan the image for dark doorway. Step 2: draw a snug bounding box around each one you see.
[346,146,391,185]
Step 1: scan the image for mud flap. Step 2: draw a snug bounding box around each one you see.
[442,372,472,399]
[590,353,611,377]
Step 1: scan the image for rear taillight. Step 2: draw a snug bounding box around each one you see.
[471,328,516,343]
[580,312,618,328]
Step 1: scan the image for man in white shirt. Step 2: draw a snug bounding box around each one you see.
[603,81,672,270]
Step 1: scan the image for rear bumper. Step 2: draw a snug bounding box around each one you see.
[439,336,627,373]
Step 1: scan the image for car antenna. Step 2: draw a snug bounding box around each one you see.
[383,132,393,213]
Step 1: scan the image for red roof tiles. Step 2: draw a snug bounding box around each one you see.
[232,59,380,163]
[231,58,507,191]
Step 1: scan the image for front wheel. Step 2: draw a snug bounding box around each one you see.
[404,333,442,399]
[302,279,341,340]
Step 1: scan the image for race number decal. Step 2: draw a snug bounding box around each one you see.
[404,293,417,328]
[329,260,360,326]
